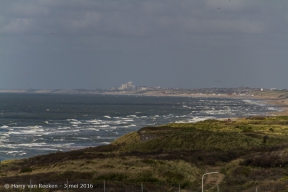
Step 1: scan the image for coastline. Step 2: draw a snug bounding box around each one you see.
[253,97,288,116]
[1,92,288,190]
[104,92,288,117]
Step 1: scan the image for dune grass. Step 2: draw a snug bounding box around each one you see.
[2,116,288,191]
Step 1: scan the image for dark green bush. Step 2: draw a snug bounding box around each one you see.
[20,166,32,173]
[96,172,128,181]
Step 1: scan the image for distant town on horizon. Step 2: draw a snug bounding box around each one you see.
[0,81,286,97]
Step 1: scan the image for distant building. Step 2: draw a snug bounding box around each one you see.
[119,82,136,90]
[110,87,117,91]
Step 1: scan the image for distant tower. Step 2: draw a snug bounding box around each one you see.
[119,82,135,90]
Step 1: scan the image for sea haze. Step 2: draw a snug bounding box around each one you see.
[0,93,278,160]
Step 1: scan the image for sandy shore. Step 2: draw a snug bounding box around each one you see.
[255,97,288,116]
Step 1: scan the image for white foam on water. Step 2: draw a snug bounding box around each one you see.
[76,137,91,140]
[70,121,82,125]
[8,122,17,125]
[243,99,265,106]
[98,125,110,128]
[203,110,228,115]
[0,144,16,148]
[53,138,65,141]
[7,151,22,154]
[1,125,9,128]
[67,119,78,121]
[123,119,134,122]
[102,142,110,145]
[29,125,44,129]
[175,116,215,123]
[58,127,71,130]
[17,142,47,147]
[85,119,102,124]
[104,115,111,119]
[98,136,117,140]
[121,124,137,128]
[53,129,80,133]
[86,128,100,131]
[9,129,46,135]
[33,147,60,151]
[127,115,137,118]
[267,107,280,111]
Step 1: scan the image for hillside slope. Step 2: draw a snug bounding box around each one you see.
[1,116,288,191]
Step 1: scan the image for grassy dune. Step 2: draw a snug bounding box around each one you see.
[2,116,288,191]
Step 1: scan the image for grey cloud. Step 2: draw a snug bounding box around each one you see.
[1,0,288,89]
[1,0,269,37]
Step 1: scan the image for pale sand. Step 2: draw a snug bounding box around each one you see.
[261,98,288,116]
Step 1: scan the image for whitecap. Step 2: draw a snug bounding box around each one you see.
[127,115,137,118]
[67,119,78,121]
[175,116,215,123]
[267,107,279,111]
[243,99,265,106]
[29,126,43,129]
[76,137,91,140]
[98,125,110,128]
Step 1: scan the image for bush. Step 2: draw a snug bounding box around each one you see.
[136,171,159,182]
[161,171,184,184]
[96,172,128,181]
[20,167,32,173]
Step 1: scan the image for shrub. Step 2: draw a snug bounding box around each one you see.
[161,171,184,184]
[135,171,159,182]
[20,167,32,173]
[96,172,128,181]
[142,158,156,165]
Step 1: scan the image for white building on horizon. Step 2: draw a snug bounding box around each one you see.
[119,82,136,90]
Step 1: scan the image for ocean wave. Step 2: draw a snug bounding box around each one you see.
[242,99,266,106]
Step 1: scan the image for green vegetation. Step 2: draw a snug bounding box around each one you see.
[2,116,288,191]
[252,90,288,98]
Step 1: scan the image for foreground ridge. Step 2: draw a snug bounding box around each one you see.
[1,116,288,191]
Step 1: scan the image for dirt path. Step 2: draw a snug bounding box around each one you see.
[203,166,225,191]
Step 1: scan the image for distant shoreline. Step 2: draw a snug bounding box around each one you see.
[0,88,287,115]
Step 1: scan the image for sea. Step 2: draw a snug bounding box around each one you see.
[0,93,279,161]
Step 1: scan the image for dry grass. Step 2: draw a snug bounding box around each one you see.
[2,116,288,191]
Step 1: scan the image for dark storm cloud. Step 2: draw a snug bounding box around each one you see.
[1,0,288,89]
[1,0,267,37]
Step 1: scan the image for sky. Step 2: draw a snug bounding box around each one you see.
[1,0,288,89]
